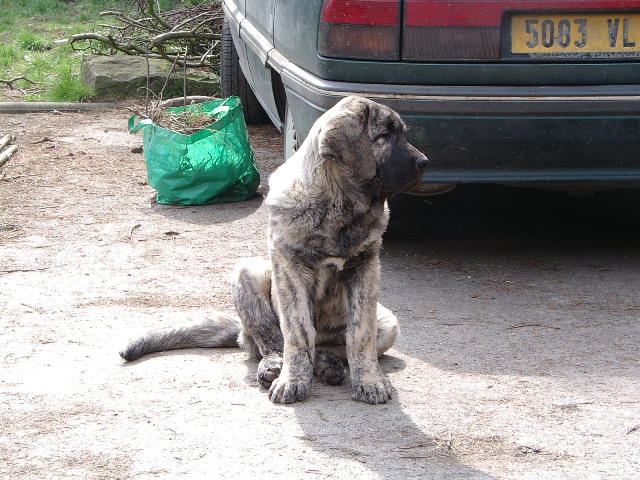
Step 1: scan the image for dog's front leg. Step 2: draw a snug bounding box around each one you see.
[267,257,315,404]
[345,253,393,404]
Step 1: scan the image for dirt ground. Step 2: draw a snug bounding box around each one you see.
[0,108,638,480]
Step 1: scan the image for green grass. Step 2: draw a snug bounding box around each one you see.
[0,44,20,68]
[17,31,50,52]
[0,0,195,101]
[49,66,95,102]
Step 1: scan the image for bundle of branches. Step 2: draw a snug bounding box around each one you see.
[66,0,223,69]
[153,103,222,135]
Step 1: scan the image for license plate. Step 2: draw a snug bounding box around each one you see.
[510,13,640,58]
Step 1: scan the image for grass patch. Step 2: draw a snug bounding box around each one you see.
[0,44,20,68]
[49,66,95,102]
[17,31,51,52]
[0,0,192,101]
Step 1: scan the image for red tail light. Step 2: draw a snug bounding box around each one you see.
[319,0,401,60]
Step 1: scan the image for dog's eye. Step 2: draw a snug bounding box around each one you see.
[374,133,389,145]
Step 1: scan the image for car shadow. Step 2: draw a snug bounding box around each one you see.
[381,185,640,378]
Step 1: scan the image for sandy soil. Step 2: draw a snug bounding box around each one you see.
[0,108,638,479]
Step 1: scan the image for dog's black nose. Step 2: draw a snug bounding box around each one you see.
[416,156,429,169]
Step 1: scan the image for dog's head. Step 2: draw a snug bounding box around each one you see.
[316,96,428,195]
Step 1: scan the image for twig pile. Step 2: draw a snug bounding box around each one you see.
[66,0,223,69]
[152,105,221,135]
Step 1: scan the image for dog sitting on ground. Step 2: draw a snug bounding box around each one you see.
[120,96,428,404]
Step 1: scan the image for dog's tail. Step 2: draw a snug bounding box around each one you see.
[119,312,241,361]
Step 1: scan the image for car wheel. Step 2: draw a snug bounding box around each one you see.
[220,16,268,125]
[284,102,298,161]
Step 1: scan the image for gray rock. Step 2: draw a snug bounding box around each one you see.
[81,55,219,98]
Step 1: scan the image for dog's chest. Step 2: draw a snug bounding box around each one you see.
[267,199,388,262]
[313,260,348,329]
[333,219,381,258]
[314,199,387,255]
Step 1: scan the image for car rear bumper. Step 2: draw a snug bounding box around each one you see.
[275,57,640,183]
[276,54,640,115]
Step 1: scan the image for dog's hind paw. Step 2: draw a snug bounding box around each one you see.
[268,375,310,404]
[257,354,283,389]
[314,349,346,386]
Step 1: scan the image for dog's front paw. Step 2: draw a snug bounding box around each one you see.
[351,373,393,405]
[257,354,283,389]
[268,375,311,404]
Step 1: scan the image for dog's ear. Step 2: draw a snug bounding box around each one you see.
[351,100,378,180]
[317,124,341,163]
[319,96,370,160]
[355,150,377,180]
[318,121,377,180]
[320,100,379,180]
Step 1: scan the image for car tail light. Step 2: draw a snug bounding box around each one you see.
[403,0,640,60]
[319,0,401,60]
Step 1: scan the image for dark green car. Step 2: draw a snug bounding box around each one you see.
[221,0,640,192]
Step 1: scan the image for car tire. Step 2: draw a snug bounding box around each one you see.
[220,16,268,125]
[284,102,298,161]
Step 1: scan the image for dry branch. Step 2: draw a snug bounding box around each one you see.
[146,0,173,30]
[158,96,215,108]
[151,31,219,46]
[99,10,161,33]
[65,2,223,69]
[0,134,14,151]
[171,11,217,32]
[0,76,37,89]
[0,145,17,168]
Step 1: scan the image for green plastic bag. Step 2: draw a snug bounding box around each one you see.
[128,96,260,205]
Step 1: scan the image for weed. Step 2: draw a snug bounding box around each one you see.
[17,31,51,52]
[49,65,95,102]
[0,44,20,68]
[30,55,53,71]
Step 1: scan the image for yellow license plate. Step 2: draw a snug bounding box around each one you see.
[511,13,640,58]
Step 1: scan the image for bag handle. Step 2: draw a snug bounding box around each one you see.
[210,105,230,118]
[128,114,153,134]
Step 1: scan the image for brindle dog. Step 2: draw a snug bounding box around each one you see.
[120,96,428,404]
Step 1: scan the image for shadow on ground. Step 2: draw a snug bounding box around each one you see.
[291,392,497,480]
[381,185,640,378]
[146,193,264,225]
[386,184,640,250]
[241,355,496,480]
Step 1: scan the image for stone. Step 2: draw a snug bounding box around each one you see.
[81,55,219,98]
